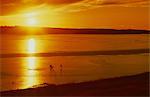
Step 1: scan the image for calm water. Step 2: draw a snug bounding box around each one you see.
[0,34,149,91]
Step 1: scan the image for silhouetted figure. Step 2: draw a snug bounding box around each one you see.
[60,64,63,69]
[60,64,63,75]
[12,81,15,85]
[49,65,54,71]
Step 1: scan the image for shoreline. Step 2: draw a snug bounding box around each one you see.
[1,72,149,96]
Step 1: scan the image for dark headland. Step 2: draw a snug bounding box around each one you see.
[1,26,150,34]
[1,72,149,96]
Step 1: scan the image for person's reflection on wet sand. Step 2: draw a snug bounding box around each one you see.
[60,64,63,75]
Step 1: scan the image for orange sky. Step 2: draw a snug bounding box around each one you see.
[0,0,149,30]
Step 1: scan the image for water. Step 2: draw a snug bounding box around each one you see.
[0,34,149,91]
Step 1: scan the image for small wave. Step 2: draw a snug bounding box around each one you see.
[27,68,46,71]
[0,49,149,58]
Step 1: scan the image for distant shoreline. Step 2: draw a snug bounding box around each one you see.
[1,72,149,96]
[1,26,149,34]
[1,48,149,58]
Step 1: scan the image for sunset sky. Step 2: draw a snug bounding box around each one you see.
[0,0,149,30]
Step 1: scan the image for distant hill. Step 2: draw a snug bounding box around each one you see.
[0,26,149,35]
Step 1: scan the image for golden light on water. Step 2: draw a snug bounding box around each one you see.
[21,38,39,89]
[23,57,39,88]
[27,38,37,69]
[28,57,36,69]
[28,38,36,53]
[25,70,38,88]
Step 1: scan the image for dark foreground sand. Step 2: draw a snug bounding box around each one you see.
[1,72,149,96]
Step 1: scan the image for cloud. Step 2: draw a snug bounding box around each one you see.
[0,0,83,15]
[50,0,150,13]
[0,0,149,15]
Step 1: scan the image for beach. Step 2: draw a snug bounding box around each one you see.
[0,1,150,96]
[1,72,149,96]
[0,28,149,96]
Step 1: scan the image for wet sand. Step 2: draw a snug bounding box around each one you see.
[1,72,149,96]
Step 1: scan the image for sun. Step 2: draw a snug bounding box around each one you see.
[26,18,37,26]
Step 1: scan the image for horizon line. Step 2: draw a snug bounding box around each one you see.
[1,26,150,31]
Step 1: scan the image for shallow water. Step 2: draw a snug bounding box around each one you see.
[0,34,149,91]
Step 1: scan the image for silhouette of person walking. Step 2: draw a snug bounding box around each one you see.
[60,64,63,69]
[49,65,54,71]
[60,64,63,74]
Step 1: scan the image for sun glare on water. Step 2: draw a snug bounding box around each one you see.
[28,57,36,69]
[22,57,39,88]
[28,38,36,53]
[27,38,36,69]
[21,38,39,89]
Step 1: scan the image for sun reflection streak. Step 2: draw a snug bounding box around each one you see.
[21,38,39,89]
[28,38,36,53]
[25,64,37,87]
[28,57,36,69]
